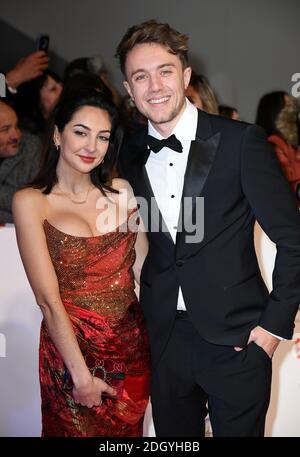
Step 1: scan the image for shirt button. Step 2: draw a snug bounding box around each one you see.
[176,260,185,267]
[169,163,173,166]
[171,195,175,198]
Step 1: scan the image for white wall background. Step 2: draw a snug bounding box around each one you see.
[0,224,299,437]
[1,0,300,122]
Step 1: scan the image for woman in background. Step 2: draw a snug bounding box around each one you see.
[185,71,219,114]
[15,70,63,136]
[13,87,150,436]
[256,91,300,204]
[219,104,240,120]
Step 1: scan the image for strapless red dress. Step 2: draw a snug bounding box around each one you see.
[40,210,150,436]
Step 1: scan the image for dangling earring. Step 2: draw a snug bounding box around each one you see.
[129,97,135,107]
[55,143,60,151]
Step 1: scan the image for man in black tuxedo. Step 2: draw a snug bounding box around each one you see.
[116,20,300,436]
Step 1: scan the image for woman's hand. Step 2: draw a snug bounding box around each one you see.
[72,375,117,408]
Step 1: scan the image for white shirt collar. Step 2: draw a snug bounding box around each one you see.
[148,98,198,141]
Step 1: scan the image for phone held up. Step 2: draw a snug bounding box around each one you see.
[36,34,50,52]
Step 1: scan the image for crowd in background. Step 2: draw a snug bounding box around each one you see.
[1,48,300,224]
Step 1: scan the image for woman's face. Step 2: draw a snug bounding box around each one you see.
[185,84,203,110]
[55,105,112,174]
[40,75,63,118]
[284,93,293,106]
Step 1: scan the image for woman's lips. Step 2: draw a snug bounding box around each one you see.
[78,155,96,163]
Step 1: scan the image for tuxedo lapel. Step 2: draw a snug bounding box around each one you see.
[176,111,221,251]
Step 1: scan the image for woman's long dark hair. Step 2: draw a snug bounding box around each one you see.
[14,70,62,135]
[255,91,287,136]
[30,87,123,196]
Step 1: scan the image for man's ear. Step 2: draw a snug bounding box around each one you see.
[123,81,133,100]
[183,66,192,90]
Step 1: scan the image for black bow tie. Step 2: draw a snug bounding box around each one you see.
[147,134,183,154]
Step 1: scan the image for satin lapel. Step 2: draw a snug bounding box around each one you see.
[176,123,221,250]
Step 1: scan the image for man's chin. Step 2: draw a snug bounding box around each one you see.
[6,146,19,157]
[148,113,174,125]
[147,105,184,127]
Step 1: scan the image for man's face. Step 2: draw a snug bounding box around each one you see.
[123,43,191,136]
[0,103,21,158]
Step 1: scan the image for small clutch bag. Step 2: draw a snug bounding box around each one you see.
[62,355,125,400]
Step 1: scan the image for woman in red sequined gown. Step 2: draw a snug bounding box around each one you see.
[12,88,150,436]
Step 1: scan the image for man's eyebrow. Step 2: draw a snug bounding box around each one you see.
[130,68,145,78]
[130,63,176,79]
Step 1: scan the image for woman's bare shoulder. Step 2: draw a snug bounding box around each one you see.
[14,186,46,201]
[12,187,47,218]
[111,178,135,199]
[111,178,133,192]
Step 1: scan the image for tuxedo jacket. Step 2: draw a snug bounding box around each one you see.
[118,110,300,367]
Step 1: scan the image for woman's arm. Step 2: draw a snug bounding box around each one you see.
[12,189,116,407]
[133,223,148,285]
[112,178,149,285]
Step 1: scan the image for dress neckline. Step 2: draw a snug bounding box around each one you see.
[43,208,137,239]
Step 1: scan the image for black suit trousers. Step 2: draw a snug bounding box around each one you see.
[150,314,272,437]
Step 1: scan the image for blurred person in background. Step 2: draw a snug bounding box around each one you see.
[62,71,113,102]
[256,91,300,204]
[296,338,300,358]
[0,100,41,224]
[14,69,63,136]
[64,56,121,107]
[185,71,219,114]
[4,51,49,97]
[219,104,240,120]
[37,71,63,121]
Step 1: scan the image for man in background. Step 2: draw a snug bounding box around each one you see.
[0,100,40,223]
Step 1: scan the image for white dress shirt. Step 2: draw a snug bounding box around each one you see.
[146,98,197,310]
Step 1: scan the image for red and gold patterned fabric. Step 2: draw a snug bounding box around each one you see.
[268,134,300,199]
[40,210,150,436]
